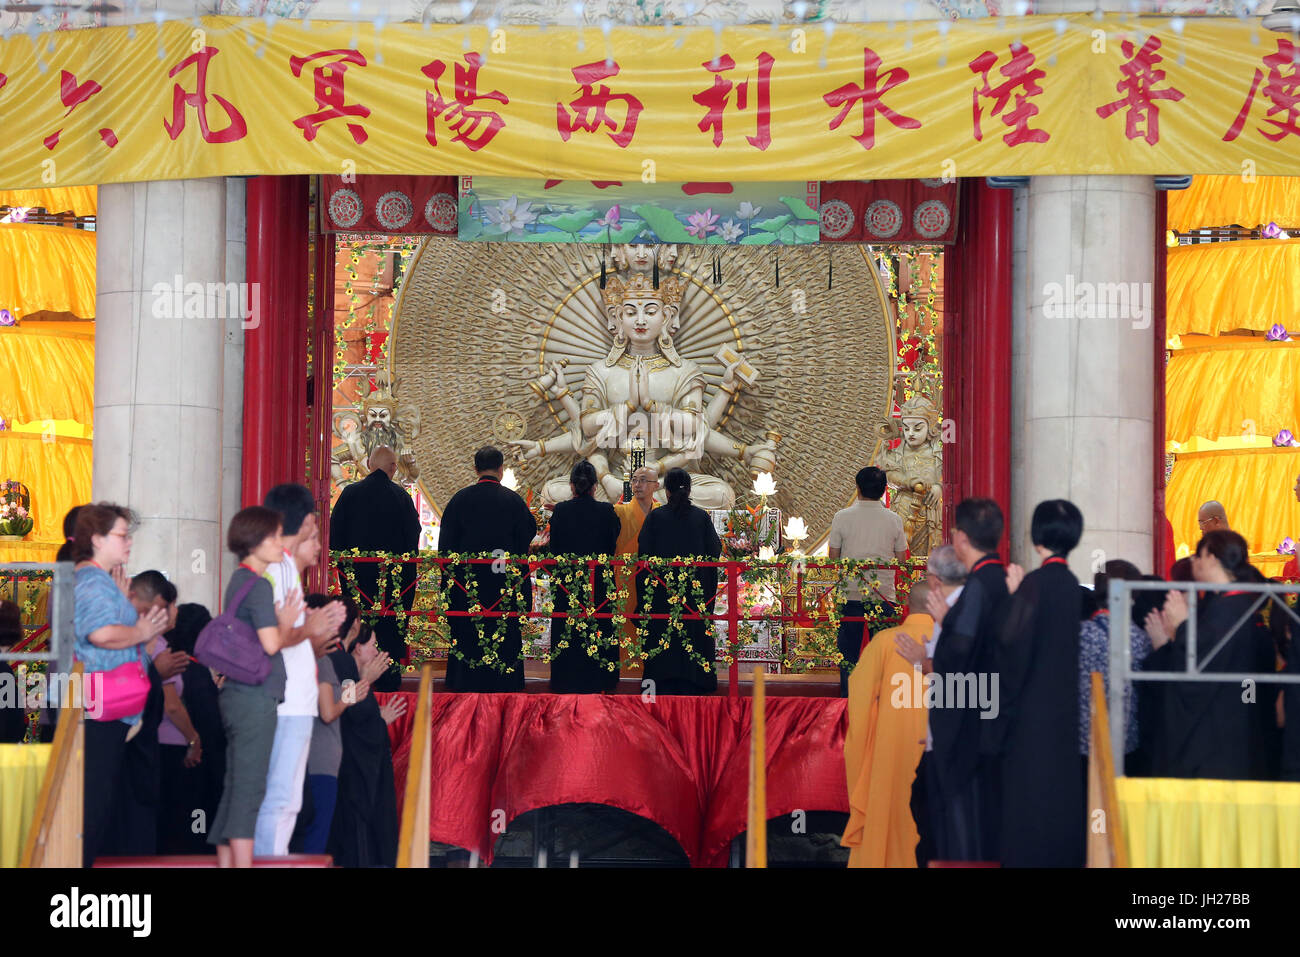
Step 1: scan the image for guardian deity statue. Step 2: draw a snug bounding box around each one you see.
[875,394,943,557]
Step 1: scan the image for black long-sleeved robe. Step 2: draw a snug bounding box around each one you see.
[1144,591,1276,780]
[330,468,423,692]
[635,503,722,696]
[929,552,1008,861]
[546,495,622,694]
[991,560,1084,867]
[328,648,398,867]
[437,476,537,693]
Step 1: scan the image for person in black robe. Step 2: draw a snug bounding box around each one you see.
[546,461,622,693]
[926,497,1008,862]
[0,601,26,743]
[330,446,422,693]
[158,603,226,854]
[105,573,189,856]
[1143,530,1277,780]
[991,500,1085,867]
[328,624,400,867]
[438,446,537,692]
[635,468,722,696]
[1283,599,1300,782]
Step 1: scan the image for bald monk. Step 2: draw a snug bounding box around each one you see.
[840,581,933,867]
[1171,501,1231,579]
[614,467,660,675]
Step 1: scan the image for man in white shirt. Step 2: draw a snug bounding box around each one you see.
[828,466,908,697]
[255,484,345,858]
[894,544,967,867]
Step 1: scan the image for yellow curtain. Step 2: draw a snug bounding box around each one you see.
[0,434,92,544]
[0,744,50,868]
[1167,175,1300,232]
[0,224,96,320]
[0,326,94,426]
[1118,777,1300,867]
[1166,336,1300,444]
[1167,239,1300,336]
[1166,447,1300,558]
[0,186,96,217]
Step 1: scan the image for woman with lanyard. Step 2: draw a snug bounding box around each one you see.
[70,504,169,867]
[992,499,1087,867]
[1144,529,1277,781]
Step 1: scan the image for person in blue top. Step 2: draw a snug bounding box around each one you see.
[70,503,169,867]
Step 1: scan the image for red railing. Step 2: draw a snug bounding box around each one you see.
[328,554,925,696]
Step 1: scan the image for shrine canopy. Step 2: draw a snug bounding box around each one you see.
[0,14,1297,190]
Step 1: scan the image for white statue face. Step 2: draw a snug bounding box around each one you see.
[366,406,392,427]
[625,245,656,273]
[901,416,930,449]
[620,296,669,347]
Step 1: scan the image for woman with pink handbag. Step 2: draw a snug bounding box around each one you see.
[70,503,169,868]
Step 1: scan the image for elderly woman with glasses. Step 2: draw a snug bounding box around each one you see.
[69,503,170,867]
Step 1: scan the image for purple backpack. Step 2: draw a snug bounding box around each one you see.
[195,575,272,685]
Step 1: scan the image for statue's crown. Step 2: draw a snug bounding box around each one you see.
[602,271,682,309]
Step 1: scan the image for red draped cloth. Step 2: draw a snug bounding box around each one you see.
[381,693,848,867]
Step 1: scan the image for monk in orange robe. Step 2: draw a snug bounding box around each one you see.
[840,582,932,867]
[614,466,659,676]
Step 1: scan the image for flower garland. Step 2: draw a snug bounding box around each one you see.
[331,551,926,677]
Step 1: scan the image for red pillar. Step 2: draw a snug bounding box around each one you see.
[243,176,311,508]
[1152,192,1170,576]
[942,179,1014,555]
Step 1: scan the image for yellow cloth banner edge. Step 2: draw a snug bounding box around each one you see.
[1,15,1299,188]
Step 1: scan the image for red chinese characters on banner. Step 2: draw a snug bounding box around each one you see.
[969,42,1049,146]
[823,48,920,150]
[556,60,644,148]
[422,52,509,152]
[1096,36,1184,145]
[164,47,247,144]
[44,69,117,149]
[1224,38,1300,143]
[693,52,775,150]
[289,49,371,145]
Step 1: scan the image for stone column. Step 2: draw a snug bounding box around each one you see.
[221,178,246,594]
[1015,176,1156,577]
[94,178,233,611]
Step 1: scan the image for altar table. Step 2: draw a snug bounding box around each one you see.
[382,692,848,867]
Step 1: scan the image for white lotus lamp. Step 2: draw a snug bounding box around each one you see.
[752,472,777,498]
[758,546,775,561]
[501,468,520,491]
[783,516,808,554]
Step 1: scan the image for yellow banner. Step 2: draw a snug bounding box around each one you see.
[0,15,1297,189]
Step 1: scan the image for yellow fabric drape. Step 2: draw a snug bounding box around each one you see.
[0,224,96,320]
[3,16,1300,190]
[1166,336,1300,444]
[840,613,930,867]
[0,434,92,543]
[1167,175,1300,232]
[1167,239,1300,337]
[1166,447,1300,558]
[0,186,96,217]
[1118,777,1300,867]
[0,744,50,868]
[0,326,94,426]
